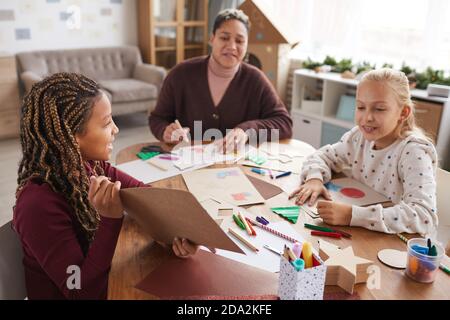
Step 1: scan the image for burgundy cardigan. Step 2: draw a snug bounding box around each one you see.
[149,56,293,142]
[13,161,145,300]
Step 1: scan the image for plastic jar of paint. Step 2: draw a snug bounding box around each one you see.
[405,238,443,283]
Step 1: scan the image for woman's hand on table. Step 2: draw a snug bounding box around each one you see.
[215,128,248,154]
[163,123,190,144]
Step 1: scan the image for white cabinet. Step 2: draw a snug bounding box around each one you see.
[292,111,322,148]
[290,69,450,170]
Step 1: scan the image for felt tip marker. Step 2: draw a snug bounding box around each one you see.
[275,171,292,179]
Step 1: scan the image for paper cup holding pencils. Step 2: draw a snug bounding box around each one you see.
[405,238,444,283]
[278,245,327,300]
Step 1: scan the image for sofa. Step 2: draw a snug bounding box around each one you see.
[16,46,166,116]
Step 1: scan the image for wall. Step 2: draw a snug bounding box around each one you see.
[0,0,138,55]
[208,0,243,34]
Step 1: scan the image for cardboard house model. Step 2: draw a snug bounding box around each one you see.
[239,0,300,103]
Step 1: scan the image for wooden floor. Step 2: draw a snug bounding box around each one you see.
[0,112,156,227]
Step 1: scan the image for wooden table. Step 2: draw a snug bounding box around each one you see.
[108,140,450,300]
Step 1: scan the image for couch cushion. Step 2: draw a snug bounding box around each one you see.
[99,79,157,103]
[17,46,141,80]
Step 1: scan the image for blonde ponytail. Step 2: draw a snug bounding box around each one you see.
[360,68,433,143]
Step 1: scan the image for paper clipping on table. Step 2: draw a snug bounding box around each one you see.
[242,142,316,174]
[172,143,253,166]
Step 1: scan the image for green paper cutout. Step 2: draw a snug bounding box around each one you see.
[247,154,266,165]
[271,206,300,223]
[137,151,160,160]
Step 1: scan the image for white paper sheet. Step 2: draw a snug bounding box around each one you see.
[116,144,255,184]
[116,158,213,184]
[213,221,307,273]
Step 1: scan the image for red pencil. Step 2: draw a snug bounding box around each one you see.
[311,230,342,239]
[331,228,352,238]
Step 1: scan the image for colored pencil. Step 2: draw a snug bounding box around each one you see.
[256,216,270,225]
[232,214,246,230]
[275,171,292,179]
[245,217,257,236]
[311,230,342,239]
[304,223,334,233]
[286,247,297,261]
[228,228,259,252]
[304,223,352,238]
[260,216,270,226]
[238,211,253,236]
[159,155,180,161]
[331,228,352,239]
[256,216,267,225]
[247,217,300,243]
[440,264,450,275]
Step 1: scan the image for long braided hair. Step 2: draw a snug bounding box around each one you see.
[17,72,104,253]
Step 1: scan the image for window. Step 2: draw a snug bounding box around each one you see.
[271,0,450,72]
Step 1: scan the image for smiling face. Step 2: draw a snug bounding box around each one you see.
[355,80,410,149]
[75,93,119,161]
[210,19,248,69]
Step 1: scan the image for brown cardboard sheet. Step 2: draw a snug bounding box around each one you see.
[120,188,243,253]
[135,250,278,298]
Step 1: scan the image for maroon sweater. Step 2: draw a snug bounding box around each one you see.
[149,56,293,142]
[13,161,145,300]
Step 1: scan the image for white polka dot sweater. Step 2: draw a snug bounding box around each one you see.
[300,126,438,236]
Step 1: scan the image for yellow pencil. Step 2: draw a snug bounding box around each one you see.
[228,228,259,252]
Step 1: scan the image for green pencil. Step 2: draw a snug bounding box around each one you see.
[440,264,450,275]
[233,214,246,230]
[304,223,334,233]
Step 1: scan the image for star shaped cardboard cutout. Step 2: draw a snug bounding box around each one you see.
[319,240,373,294]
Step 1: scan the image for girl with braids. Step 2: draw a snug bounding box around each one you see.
[13,72,200,300]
